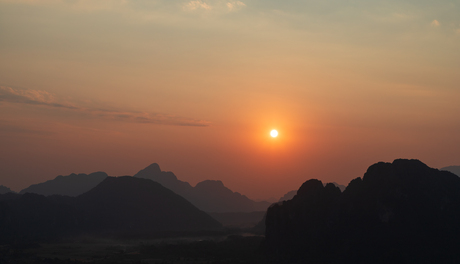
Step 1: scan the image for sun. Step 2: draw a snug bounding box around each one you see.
[270,129,278,138]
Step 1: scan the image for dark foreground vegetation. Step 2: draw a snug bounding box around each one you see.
[0,235,281,264]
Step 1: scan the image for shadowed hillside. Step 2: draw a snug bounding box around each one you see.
[135,163,271,212]
[0,177,222,243]
[77,176,223,235]
[19,172,108,196]
[0,185,14,194]
[265,159,460,263]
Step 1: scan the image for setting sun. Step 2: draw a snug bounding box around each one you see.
[270,130,278,138]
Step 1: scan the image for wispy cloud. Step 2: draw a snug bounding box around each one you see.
[183,0,246,12]
[226,1,245,11]
[0,86,210,127]
[184,0,212,11]
[431,19,440,27]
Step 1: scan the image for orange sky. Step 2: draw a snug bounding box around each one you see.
[1,0,460,199]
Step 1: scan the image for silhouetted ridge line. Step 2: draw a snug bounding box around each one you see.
[265,159,460,263]
[134,163,271,212]
[77,176,222,234]
[19,171,108,196]
[0,185,14,194]
[0,176,222,243]
[442,165,460,177]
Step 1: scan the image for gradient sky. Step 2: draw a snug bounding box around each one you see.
[1,0,459,199]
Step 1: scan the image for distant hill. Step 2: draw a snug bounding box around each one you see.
[0,176,222,243]
[19,172,108,196]
[278,190,296,202]
[135,163,271,212]
[330,182,346,192]
[442,165,460,177]
[17,163,271,212]
[278,182,346,202]
[0,185,14,194]
[265,159,460,263]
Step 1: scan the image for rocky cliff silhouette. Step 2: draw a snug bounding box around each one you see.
[134,163,270,212]
[19,172,108,196]
[265,159,460,263]
[0,176,222,243]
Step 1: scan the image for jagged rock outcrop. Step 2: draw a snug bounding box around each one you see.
[19,172,108,196]
[135,163,271,212]
[265,159,460,263]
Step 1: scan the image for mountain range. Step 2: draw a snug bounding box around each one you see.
[265,159,460,263]
[16,163,271,213]
[134,163,271,213]
[0,176,222,243]
[19,172,108,196]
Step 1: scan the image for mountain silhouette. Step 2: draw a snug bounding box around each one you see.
[265,159,460,263]
[19,172,108,196]
[134,163,271,212]
[442,165,460,177]
[278,182,345,202]
[0,176,222,243]
[0,185,14,194]
[77,176,222,235]
[278,190,296,202]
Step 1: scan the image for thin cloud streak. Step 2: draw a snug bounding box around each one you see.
[0,86,210,127]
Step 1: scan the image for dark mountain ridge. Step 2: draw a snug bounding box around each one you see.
[278,182,346,202]
[19,172,108,196]
[0,176,222,243]
[134,163,271,212]
[0,185,14,194]
[265,159,460,263]
[17,163,270,213]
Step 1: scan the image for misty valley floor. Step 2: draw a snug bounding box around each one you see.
[0,234,283,264]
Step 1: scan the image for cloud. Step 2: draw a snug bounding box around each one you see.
[226,1,245,11]
[431,19,440,27]
[183,0,246,12]
[0,86,78,110]
[184,0,212,11]
[0,86,210,127]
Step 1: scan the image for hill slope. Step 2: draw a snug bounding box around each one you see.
[135,163,270,212]
[0,185,14,194]
[77,176,222,234]
[442,165,460,177]
[19,172,108,196]
[0,177,222,242]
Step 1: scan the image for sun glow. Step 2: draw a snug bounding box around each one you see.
[270,129,278,138]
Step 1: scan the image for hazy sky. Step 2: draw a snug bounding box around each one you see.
[1,0,459,199]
